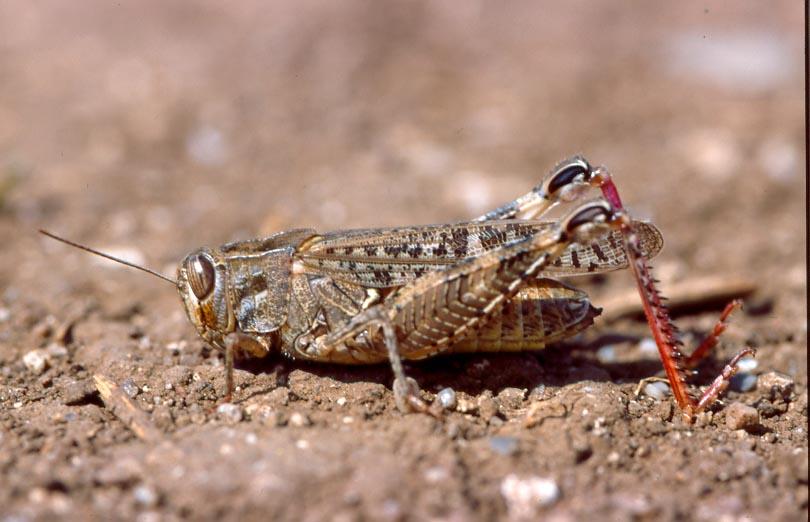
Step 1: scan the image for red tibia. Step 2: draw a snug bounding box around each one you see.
[594,171,694,410]
[684,300,743,369]
[592,168,754,420]
[694,347,756,412]
[621,223,695,412]
[599,175,624,210]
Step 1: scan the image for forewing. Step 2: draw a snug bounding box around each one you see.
[298,220,662,287]
[298,221,550,287]
[538,221,663,277]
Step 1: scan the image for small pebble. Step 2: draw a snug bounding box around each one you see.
[725,402,760,431]
[596,345,617,364]
[730,372,757,393]
[216,403,243,424]
[336,397,347,407]
[638,338,657,355]
[500,474,560,519]
[133,485,158,507]
[496,387,527,410]
[642,381,671,401]
[61,380,97,406]
[0,307,9,322]
[489,436,519,456]
[22,350,48,375]
[423,467,449,485]
[529,384,547,400]
[761,432,776,443]
[289,411,312,427]
[165,341,187,353]
[457,398,477,414]
[186,125,228,167]
[477,395,499,422]
[45,343,69,359]
[437,387,457,410]
[121,379,139,398]
[736,357,758,373]
[757,371,794,401]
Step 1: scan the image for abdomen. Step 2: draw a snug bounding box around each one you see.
[402,279,600,359]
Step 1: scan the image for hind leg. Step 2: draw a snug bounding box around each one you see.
[475,156,598,221]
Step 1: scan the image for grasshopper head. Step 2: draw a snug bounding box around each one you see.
[177,248,235,347]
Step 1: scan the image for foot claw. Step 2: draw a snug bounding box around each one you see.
[393,377,440,418]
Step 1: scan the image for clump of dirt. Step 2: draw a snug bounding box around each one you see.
[0,1,805,520]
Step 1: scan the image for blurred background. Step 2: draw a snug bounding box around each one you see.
[0,0,804,337]
[1,0,803,327]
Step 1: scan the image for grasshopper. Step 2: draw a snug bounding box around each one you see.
[41,156,753,421]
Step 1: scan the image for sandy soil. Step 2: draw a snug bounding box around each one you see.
[0,2,806,520]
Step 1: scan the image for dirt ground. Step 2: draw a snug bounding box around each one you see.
[0,2,806,521]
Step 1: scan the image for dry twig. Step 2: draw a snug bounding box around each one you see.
[93,374,161,442]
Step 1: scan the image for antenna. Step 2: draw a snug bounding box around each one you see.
[39,229,177,286]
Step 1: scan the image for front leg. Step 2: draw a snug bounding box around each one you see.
[222,332,270,403]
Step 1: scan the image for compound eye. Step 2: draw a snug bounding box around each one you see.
[186,254,215,300]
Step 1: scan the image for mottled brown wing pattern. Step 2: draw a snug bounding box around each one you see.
[540,221,663,276]
[297,220,662,288]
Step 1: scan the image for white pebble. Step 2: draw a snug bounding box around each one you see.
[289,412,311,427]
[596,345,617,364]
[730,373,757,393]
[45,343,69,359]
[336,397,347,406]
[0,307,10,322]
[133,485,158,507]
[165,341,187,353]
[437,387,457,409]
[121,379,139,398]
[643,381,671,401]
[638,338,657,355]
[424,466,449,484]
[22,350,48,375]
[216,403,243,424]
[500,474,560,519]
[736,357,758,373]
[186,125,228,167]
